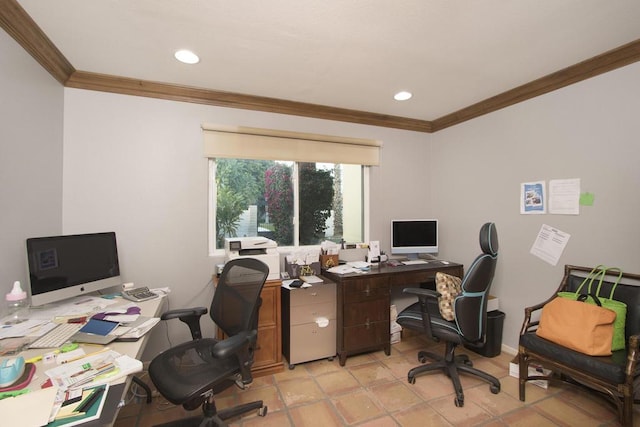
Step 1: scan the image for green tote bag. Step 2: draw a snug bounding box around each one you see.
[558,265,626,351]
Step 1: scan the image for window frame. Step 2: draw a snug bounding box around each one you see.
[208,159,370,256]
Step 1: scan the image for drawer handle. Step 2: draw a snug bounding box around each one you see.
[365,318,370,329]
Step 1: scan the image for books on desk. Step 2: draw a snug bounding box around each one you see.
[49,383,109,427]
[45,349,142,390]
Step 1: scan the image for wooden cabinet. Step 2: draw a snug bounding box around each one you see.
[324,262,464,366]
[282,281,336,368]
[217,278,283,377]
[336,275,390,365]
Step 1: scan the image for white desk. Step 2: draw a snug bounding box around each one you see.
[4,295,165,426]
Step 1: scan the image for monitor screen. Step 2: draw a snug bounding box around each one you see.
[391,219,438,257]
[26,232,121,306]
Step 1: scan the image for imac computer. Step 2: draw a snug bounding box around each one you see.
[391,219,438,259]
[26,232,122,307]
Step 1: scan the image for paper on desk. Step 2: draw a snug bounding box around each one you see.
[0,385,58,427]
[347,261,371,270]
[45,349,143,390]
[326,265,360,274]
[0,319,49,339]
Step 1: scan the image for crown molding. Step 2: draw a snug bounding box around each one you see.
[2,0,638,133]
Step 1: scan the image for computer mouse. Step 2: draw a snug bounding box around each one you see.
[0,356,25,388]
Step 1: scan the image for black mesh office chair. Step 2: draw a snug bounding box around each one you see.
[396,222,500,407]
[149,258,269,426]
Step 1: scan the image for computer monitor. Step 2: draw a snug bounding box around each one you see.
[26,232,122,307]
[390,219,438,258]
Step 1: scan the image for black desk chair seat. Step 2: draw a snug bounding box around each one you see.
[149,258,269,426]
[397,222,500,407]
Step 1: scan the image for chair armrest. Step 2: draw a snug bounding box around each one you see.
[211,331,255,360]
[519,295,558,336]
[161,307,208,340]
[402,287,440,300]
[402,287,440,339]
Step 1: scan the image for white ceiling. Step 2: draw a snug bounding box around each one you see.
[17,0,640,121]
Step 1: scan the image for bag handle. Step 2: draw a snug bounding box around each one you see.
[576,265,607,295]
[577,293,603,306]
[601,267,623,299]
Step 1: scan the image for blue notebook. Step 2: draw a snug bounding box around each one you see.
[79,319,119,336]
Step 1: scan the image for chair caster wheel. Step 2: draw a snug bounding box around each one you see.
[454,397,464,407]
[288,364,295,370]
[490,384,500,394]
[408,374,416,384]
[258,405,268,417]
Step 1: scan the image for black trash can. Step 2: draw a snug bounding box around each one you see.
[465,310,505,357]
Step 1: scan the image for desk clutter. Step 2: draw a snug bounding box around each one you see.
[0,291,164,426]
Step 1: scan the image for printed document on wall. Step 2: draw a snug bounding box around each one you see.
[530,224,570,266]
[549,178,580,215]
[520,181,546,214]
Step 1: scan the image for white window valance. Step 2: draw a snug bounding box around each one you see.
[202,124,382,166]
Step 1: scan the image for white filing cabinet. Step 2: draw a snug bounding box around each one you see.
[281,281,336,368]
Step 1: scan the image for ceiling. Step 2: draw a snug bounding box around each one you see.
[5,0,640,132]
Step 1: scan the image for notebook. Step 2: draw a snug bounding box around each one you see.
[71,319,119,345]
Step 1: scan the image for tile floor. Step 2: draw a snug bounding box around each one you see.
[114,335,638,426]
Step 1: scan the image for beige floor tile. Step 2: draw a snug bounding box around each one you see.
[315,368,361,396]
[278,377,325,407]
[533,396,605,427]
[393,403,451,427]
[429,395,493,427]
[499,407,559,426]
[357,415,403,427]
[348,361,397,387]
[332,390,385,424]
[369,380,423,413]
[463,383,525,416]
[303,357,342,376]
[289,400,343,426]
[378,354,419,380]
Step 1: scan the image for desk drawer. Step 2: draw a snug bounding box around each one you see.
[343,277,389,303]
[290,283,335,306]
[289,321,336,364]
[290,302,336,325]
[343,298,389,327]
[343,321,388,350]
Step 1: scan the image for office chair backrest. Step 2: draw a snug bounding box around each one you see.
[211,258,270,337]
[454,222,498,343]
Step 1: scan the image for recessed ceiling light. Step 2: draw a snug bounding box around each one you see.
[394,91,413,101]
[174,49,200,64]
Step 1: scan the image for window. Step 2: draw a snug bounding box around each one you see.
[203,124,381,254]
[210,159,366,251]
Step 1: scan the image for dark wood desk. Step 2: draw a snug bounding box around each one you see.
[323,261,463,366]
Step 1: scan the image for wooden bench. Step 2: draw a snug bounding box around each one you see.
[518,264,640,426]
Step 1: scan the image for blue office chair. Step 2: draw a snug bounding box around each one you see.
[149,258,269,426]
[396,222,500,407]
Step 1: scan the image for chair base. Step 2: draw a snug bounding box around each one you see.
[408,342,501,407]
[154,400,266,427]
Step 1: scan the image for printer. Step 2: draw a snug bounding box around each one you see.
[224,236,280,281]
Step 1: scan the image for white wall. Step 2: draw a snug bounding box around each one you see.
[6,23,639,357]
[62,89,431,358]
[431,62,640,351]
[0,30,64,304]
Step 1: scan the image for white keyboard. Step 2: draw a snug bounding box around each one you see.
[29,322,82,349]
[401,259,428,265]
